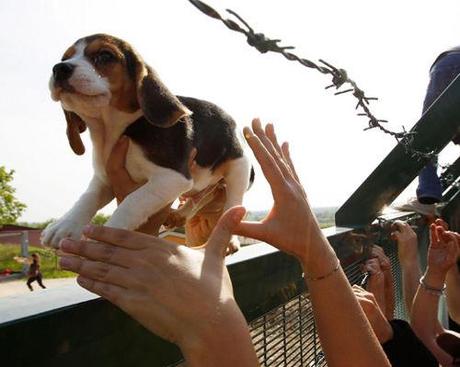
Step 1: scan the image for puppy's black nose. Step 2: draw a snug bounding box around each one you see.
[53,62,74,81]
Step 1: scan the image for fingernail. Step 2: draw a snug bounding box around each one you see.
[243,127,254,140]
[59,256,75,269]
[83,225,94,236]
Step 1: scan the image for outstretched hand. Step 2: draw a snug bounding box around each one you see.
[234,119,335,276]
[59,207,249,354]
[427,224,459,278]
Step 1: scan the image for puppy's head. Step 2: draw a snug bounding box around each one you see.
[50,33,191,155]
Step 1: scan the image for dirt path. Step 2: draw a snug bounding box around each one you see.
[0,277,77,298]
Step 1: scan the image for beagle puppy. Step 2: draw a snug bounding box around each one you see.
[42,34,253,251]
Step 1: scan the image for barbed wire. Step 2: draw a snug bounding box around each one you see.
[188,0,435,160]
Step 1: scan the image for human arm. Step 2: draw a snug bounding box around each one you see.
[411,224,458,366]
[391,220,422,317]
[435,218,460,326]
[447,263,460,325]
[234,119,390,367]
[59,207,259,367]
[370,245,395,319]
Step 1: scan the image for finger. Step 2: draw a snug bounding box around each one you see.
[60,238,132,268]
[244,126,285,193]
[281,142,301,183]
[265,123,299,180]
[60,256,132,289]
[436,226,446,245]
[252,119,292,179]
[206,206,246,257]
[435,218,449,230]
[352,284,366,292]
[265,123,283,157]
[392,220,406,231]
[83,225,166,250]
[77,276,129,306]
[233,221,269,244]
[430,223,439,247]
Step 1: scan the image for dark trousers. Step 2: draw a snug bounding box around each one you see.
[27,273,46,290]
[417,52,460,204]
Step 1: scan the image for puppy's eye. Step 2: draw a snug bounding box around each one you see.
[94,50,115,65]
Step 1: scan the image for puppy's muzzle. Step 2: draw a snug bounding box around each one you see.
[53,62,75,83]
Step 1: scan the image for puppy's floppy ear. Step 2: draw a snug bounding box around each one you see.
[63,110,86,155]
[137,66,191,127]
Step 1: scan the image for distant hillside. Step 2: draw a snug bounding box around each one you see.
[246,207,338,228]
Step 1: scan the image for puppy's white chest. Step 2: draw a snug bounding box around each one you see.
[125,143,158,182]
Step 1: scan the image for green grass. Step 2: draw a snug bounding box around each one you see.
[0,244,75,279]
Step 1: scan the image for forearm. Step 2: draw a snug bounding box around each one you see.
[181,302,259,367]
[446,266,460,324]
[302,235,390,367]
[400,261,422,317]
[411,271,452,365]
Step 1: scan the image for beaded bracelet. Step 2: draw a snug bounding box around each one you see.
[419,276,446,296]
[305,259,341,281]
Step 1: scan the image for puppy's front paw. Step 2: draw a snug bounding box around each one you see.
[41,219,85,248]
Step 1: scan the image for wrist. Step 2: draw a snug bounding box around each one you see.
[398,252,419,268]
[300,236,338,279]
[424,268,447,288]
[376,320,394,344]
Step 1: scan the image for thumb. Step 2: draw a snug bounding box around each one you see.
[206,206,246,257]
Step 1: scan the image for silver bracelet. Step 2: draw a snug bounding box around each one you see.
[419,276,446,296]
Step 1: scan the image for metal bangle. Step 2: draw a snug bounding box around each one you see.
[305,259,341,281]
[419,276,446,296]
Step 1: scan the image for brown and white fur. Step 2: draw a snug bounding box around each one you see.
[41,34,252,251]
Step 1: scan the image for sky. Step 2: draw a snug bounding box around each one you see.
[1,0,460,222]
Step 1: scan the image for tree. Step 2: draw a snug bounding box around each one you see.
[0,166,26,225]
[91,212,110,225]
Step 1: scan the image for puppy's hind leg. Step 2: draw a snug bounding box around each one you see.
[222,156,252,254]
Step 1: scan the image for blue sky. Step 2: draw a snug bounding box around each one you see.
[1,0,460,221]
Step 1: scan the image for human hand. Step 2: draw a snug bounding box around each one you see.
[391,221,418,267]
[370,245,395,318]
[234,119,337,276]
[353,285,393,344]
[59,207,255,365]
[184,184,226,247]
[363,258,386,314]
[106,136,171,235]
[425,224,459,286]
[370,245,391,272]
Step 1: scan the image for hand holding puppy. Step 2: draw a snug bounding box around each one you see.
[59,206,257,367]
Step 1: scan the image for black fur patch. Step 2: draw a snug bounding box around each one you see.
[124,97,244,178]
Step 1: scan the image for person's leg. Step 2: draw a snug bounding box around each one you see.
[36,273,46,289]
[417,160,443,204]
[417,52,460,204]
[26,277,35,291]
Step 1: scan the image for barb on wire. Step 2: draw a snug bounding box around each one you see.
[188,0,435,160]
